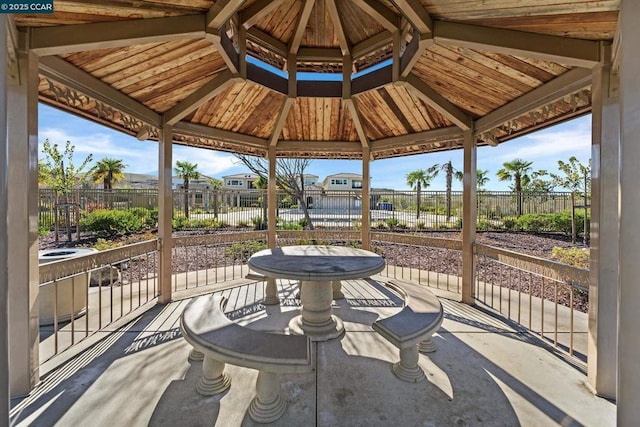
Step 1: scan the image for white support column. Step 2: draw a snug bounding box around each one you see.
[267,146,277,248]
[158,124,173,304]
[587,45,618,399]
[7,45,40,396]
[461,128,476,304]
[1,14,10,424]
[618,0,640,421]
[361,146,371,250]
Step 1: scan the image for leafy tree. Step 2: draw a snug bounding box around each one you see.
[90,157,126,190]
[550,156,591,241]
[234,155,315,229]
[522,170,555,193]
[497,159,533,217]
[406,165,439,219]
[40,139,93,195]
[174,160,200,219]
[40,139,93,241]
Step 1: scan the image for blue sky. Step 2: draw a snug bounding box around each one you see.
[38,103,592,191]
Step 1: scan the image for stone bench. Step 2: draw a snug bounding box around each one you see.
[180,293,313,423]
[372,279,444,383]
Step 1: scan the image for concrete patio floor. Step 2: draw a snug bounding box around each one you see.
[10,278,614,426]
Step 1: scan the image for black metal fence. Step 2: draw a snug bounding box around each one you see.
[39,188,583,233]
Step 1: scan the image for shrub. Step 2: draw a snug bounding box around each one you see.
[251,216,267,230]
[278,220,303,230]
[416,221,427,230]
[80,209,143,236]
[502,217,517,231]
[551,247,590,268]
[225,241,267,260]
[384,217,400,229]
[128,207,158,228]
[515,213,550,233]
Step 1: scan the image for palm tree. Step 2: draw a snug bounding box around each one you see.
[439,161,458,220]
[174,160,200,219]
[90,157,126,190]
[207,177,224,219]
[454,169,490,190]
[406,165,439,219]
[497,159,533,217]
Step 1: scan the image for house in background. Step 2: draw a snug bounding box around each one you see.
[222,173,259,190]
[322,173,363,191]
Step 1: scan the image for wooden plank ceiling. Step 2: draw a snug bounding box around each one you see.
[16,0,618,159]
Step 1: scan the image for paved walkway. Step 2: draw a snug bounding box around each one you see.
[10,278,614,426]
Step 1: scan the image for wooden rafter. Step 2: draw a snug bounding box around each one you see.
[206,28,240,73]
[372,127,463,150]
[38,56,161,127]
[326,0,350,56]
[400,32,431,77]
[353,32,392,60]
[389,0,433,34]
[434,21,600,69]
[30,15,205,56]
[290,0,315,54]
[351,0,399,33]
[241,0,288,29]
[164,70,241,125]
[206,0,247,29]
[174,121,268,149]
[475,68,592,134]
[399,74,473,131]
[247,27,288,57]
[277,141,362,154]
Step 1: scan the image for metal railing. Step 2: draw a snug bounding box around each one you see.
[38,240,159,361]
[474,243,589,361]
[37,230,590,366]
[171,231,267,294]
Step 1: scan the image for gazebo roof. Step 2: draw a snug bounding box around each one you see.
[11,1,619,159]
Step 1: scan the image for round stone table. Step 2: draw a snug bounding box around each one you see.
[248,245,385,341]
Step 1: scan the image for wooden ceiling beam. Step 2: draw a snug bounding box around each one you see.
[290,0,316,54]
[270,97,293,147]
[434,21,601,68]
[400,32,432,77]
[164,70,241,126]
[206,28,240,73]
[326,0,351,56]
[247,27,288,58]
[399,74,473,131]
[297,47,342,62]
[372,126,463,150]
[39,55,161,127]
[475,67,592,134]
[206,0,247,29]
[174,121,268,149]
[277,141,362,154]
[30,15,205,56]
[389,0,433,34]
[351,0,399,34]
[241,0,288,29]
[353,31,392,60]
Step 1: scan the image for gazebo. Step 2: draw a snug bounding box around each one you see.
[0,0,636,423]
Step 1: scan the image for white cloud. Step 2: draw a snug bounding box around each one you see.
[39,127,156,162]
[171,146,239,178]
